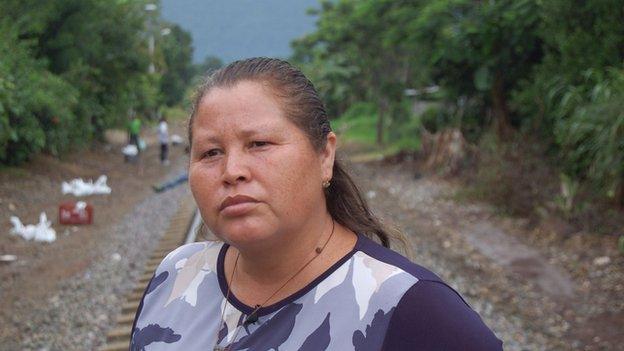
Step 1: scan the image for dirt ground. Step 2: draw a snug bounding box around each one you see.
[353,157,624,350]
[0,120,189,344]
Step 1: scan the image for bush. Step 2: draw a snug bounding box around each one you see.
[332,101,378,144]
[420,104,450,134]
[0,22,78,164]
[461,131,560,217]
[555,68,624,205]
[386,100,422,152]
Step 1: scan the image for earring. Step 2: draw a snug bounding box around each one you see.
[322,180,331,188]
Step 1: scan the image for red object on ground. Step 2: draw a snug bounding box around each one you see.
[59,202,93,225]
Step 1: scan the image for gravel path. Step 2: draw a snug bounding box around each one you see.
[14,167,191,351]
[350,161,567,351]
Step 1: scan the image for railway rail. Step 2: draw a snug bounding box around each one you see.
[99,197,200,351]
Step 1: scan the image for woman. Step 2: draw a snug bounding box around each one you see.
[131,58,502,350]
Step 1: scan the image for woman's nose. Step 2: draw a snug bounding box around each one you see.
[221,151,251,185]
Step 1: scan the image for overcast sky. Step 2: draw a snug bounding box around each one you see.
[161,0,319,63]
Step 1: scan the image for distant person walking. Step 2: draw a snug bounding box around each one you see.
[128,114,142,152]
[158,116,169,165]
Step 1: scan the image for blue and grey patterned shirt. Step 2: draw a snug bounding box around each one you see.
[131,235,502,350]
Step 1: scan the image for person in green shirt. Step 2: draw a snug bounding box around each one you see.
[128,115,142,152]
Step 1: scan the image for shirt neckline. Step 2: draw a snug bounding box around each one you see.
[216,233,363,317]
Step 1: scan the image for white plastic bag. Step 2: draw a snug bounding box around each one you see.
[122,144,138,157]
[170,134,184,145]
[9,212,57,242]
[61,175,112,196]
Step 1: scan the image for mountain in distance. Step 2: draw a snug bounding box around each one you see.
[161,0,319,64]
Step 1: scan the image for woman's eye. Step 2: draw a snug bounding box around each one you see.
[202,149,222,158]
[250,141,269,148]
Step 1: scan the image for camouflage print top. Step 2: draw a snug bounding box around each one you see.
[130,234,502,351]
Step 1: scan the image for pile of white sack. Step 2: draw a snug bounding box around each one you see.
[9,213,56,243]
[170,134,184,145]
[7,175,112,245]
[122,144,138,157]
[62,175,112,197]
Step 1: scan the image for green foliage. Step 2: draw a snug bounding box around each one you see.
[187,56,225,109]
[332,102,378,144]
[555,68,624,202]
[0,0,195,164]
[294,0,624,206]
[420,105,450,134]
[161,106,188,122]
[538,0,624,84]
[332,101,421,152]
[160,24,194,106]
[514,0,624,134]
[295,0,542,143]
[194,56,224,78]
[416,0,541,130]
[296,52,360,118]
[385,100,421,151]
[293,0,417,143]
[0,20,78,164]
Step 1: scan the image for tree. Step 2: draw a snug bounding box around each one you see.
[0,0,160,163]
[194,55,224,78]
[160,24,194,106]
[406,0,542,136]
[0,19,78,163]
[294,0,413,144]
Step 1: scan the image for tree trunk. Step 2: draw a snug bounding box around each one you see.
[491,71,511,137]
[377,98,389,145]
[616,178,624,209]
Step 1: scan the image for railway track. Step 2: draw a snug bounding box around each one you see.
[99,197,200,351]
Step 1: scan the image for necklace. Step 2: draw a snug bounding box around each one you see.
[214,220,336,351]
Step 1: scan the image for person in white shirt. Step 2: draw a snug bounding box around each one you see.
[158,116,169,165]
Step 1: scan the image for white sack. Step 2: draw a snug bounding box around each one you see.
[170,134,184,145]
[122,144,138,156]
[9,212,56,242]
[61,175,111,196]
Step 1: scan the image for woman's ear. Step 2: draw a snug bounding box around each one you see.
[321,132,337,182]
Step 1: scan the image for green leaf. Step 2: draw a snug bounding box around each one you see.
[474,66,491,91]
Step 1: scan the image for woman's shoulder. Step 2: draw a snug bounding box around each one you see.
[381,280,503,350]
[153,240,224,276]
[354,234,443,282]
[355,235,502,350]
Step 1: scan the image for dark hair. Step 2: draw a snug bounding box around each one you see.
[188,57,407,251]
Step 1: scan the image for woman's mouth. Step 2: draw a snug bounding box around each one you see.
[219,195,259,216]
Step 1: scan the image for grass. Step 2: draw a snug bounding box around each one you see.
[162,106,189,122]
[332,113,377,145]
[0,164,30,177]
[332,112,422,157]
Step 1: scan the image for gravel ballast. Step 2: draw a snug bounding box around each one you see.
[351,161,623,350]
[15,172,190,351]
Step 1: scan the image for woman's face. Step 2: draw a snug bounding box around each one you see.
[189,80,336,249]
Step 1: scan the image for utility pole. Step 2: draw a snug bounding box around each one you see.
[145,3,157,74]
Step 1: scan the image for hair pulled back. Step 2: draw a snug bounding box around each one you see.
[189,57,403,250]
